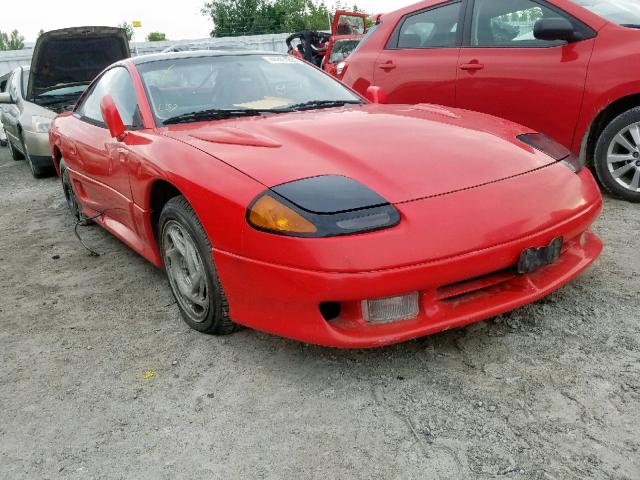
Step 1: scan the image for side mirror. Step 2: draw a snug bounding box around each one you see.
[366,86,387,104]
[0,92,13,104]
[534,17,578,42]
[100,95,126,141]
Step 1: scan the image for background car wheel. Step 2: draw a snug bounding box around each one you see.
[23,142,49,179]
[159,196,235,335]
[594,107,640,202]
[8,140,24,161]
[60,159,92,225]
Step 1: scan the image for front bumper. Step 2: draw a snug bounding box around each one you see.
[213,217,601,348]
[23,129,54,167]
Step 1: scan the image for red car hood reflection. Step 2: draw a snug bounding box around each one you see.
[162,104,554,204]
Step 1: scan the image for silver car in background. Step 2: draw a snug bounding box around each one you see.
[0,73,9,147]
[0,26,130,177]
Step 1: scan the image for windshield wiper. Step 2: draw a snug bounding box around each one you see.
[163,101,363,124]
[621,24,640,29]
[163,109,276,125]
[280,100,363,112]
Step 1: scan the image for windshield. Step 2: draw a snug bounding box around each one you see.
[37,84,88,98]
[572,0,640,26]
[137,54,362,124]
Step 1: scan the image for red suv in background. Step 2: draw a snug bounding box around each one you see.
[341,0,640,202]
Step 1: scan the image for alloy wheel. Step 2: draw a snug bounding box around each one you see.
[606,122,640,193]
[162,220,209,323]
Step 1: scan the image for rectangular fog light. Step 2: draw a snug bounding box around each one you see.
[361,292,419,324]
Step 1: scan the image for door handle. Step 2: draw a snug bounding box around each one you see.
[459,62,485,71]
[379,61,396,71]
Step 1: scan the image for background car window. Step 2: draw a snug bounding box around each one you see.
[397,3,461,49]
[9,71,20,101]
[77,67,140,128]
[471,0,566,46]
[328,39,362,63]
[21,69,28,97]
[335,14,366,35]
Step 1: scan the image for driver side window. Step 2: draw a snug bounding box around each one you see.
[77,67,141,129]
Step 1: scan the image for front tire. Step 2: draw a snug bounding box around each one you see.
[60,159,91,224]
[8,140,24,161]
[594,107,640,202]
[159,196,235,335]
[24,142,49,178]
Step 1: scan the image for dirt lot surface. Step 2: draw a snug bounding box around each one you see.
[0,147,639,480]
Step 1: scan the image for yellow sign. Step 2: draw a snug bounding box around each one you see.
[132,21,142,28]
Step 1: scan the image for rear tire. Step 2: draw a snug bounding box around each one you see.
[594,107,640,202]
[8,140,24,161]
[159,196,235,335]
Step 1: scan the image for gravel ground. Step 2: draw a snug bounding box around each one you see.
[0,147,638,480]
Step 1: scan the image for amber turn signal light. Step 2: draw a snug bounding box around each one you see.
[248,195,318,234]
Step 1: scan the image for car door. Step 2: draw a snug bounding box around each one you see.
[373,1,464,106]
[324,9,368,74]
[456,0,596,148]
[68,66,142,232]
[3,70,22,147]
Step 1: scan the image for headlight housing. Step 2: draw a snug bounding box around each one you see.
[31,115,52,133]
[247,175,400,238]
[517,133,583,173]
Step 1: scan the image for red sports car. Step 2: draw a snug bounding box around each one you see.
[340,0,640,202]
[49,51,602,348]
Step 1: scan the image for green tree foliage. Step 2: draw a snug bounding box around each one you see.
[202,0,367,37]
[0,30,25,51]
[118,22,134,41]
[147,32,168,41]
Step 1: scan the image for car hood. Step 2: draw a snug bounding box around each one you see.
[163,104,556,204]
[28,26,130,100]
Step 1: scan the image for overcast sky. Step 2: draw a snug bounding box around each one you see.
[2,1,417,43]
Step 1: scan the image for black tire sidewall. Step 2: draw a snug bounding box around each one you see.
[8,140,23,161]
[60,159,93,224]
[159,198,229,334]
[22,140,48,178]
[594,108,640,203]
[60,160,79,218]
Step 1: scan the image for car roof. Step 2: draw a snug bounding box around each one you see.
[131,50,285,65]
